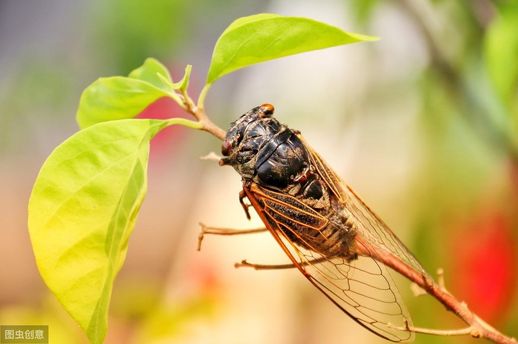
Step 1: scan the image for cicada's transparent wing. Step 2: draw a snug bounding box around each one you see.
[342,185,428,276]
[246,183,415,343]
[300,135,428,277]
[285,239,415,343]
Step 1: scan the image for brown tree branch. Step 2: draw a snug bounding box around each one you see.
[356,235,517,344]
[180,88,226,140]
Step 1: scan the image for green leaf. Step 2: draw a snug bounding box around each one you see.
[76,59,180,129]
[173,64,192,92]
[28,119,169,344]
[128,57,174,92]
[485,4,518,106]
[206,13,377,84]
[76,77,172,129]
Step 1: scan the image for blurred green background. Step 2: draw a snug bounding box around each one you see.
[1,0,517,343]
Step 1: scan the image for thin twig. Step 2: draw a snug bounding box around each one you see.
[200,152,222,161]
[391,319,474,337]
[181,88,226,140]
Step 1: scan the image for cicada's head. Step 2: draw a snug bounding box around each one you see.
[220,103,279,179]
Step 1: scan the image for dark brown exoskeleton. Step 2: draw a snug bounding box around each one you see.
[220,104,357,260]
[207,104,432,342]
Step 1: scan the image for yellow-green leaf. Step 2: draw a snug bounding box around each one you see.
[128,57,174,92]
[76,59,177,129]
[206,13,377,84]
[28,119,169,344]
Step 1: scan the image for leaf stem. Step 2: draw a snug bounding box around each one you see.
[165,118,203,130]
[197,83,212,111]
[177,83,226,141]
[159,66,224,140]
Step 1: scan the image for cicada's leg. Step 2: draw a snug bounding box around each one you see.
[234,256,329,270]
[197,222,266,251]
[239,190,252,220]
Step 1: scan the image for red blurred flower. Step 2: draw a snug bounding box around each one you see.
[137,96,189,163]
[451,211,517,323]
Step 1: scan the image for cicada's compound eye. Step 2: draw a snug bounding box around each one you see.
[221,129,240,156]
[221,138,232,156]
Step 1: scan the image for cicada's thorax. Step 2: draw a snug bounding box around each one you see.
[221,106,328,204]
[221,105,356,259]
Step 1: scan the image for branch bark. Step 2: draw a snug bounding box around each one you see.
[181,88,226,140]
[356,235,517,344]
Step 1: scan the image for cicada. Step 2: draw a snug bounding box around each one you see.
[203,104,431,342]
